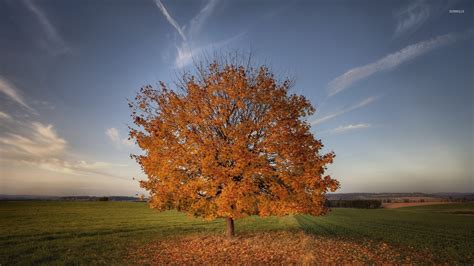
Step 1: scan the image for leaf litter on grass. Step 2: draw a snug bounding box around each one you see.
[127,231,438,264]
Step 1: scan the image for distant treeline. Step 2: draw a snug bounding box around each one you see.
[0,195,147,202]
[326,199,382,209]
[60,196,139,202]
[326,192,474,201]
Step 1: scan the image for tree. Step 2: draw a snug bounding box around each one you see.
[129,56,339,238]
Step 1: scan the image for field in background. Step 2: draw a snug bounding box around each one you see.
[383,201,456,208]
[1,201,473,264]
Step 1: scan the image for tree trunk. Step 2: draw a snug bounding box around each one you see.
[226,217,235,238]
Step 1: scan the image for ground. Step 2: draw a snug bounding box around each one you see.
[128,231,436,264]
[0,201,473,264]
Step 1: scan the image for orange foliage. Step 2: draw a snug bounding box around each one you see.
[129,59,339,220]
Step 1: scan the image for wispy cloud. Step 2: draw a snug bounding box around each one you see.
[0,75,127,180]
[175,32,245,68]
[0,122,66,158]
[311,96,378,125]
[0,120,129,180]
[0,111,129,180]
[188,0,218,40]
[0,76,37,114]
[327,30,474,97]
[331,123,371,134]
[154,0,187,41]
[155,0,243,68]
[393,0,455,38]
[19,158,129,180]
[106,127,134,149]
[0,111,11,120]
[22,0,70,55]
[33,100,56,111]
[394,0,431,38]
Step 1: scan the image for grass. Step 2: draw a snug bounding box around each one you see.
[0,201,473,264]
[297,204,474,262]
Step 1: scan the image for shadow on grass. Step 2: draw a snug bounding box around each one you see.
[294,214,369,241]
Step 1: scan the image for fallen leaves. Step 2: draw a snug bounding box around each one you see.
[127,231,437,264]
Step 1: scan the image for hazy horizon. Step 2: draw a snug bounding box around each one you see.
[1,191,473,198]
[1,0,473,196]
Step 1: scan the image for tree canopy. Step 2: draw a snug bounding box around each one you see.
[129,58,339,233]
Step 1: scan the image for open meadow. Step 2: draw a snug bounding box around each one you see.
[1,201,473,264]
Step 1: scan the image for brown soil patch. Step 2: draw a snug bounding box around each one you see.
[382,202,455,209]
[127,231,436,264]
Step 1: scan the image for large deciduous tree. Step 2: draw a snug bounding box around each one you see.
[129,57,339,238]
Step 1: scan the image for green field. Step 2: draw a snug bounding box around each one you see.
[0,201,473,264]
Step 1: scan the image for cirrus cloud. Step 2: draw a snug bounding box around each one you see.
[0,76,37,114]
[311,96,379,125]
[327,30,474,97]
[0,111,12,120]
[393,0,456,38]
[0,122,66,158]
[155,0,244,68]
[22,0,70,55]
[331,123,371,134]
[106,127,134,149]
[0,113,129,180]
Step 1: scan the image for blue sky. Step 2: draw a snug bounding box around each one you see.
[0,0,472,196]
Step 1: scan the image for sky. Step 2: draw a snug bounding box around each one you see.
[0,0,472,196]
